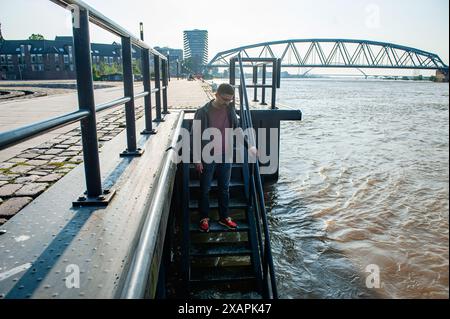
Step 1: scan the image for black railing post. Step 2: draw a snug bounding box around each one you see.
[161,58,169,115]
[252,65,259,102]
[72,7,102,198]
[72,7,115,206]
[120,36,143,156]
[276,58,282,89]
[271,60,277,109]
[154,54,163,122]
[261,64,267,105]
[141,48,156,135]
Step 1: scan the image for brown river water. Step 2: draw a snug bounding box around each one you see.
[268,78,449,298]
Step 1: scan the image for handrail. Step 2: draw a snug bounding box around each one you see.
[120,111,184,298]
[134,91,150,99]
[0,89,159,151]
[0,109,90,151]
[236,54,278,298]
[95,96,131,113]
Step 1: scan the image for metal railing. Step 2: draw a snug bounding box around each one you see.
[0,0,170,206]
[234,54,278,298]
[229,57,281,109]
[121,111,184,299]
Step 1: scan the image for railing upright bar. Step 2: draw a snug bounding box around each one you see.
[252,66,259,102]
[73,7,102,198]
[229,59,236,109]
[276,58,282,89]
[154,55,163,122]
[236,53,278,298]
[261,64,267,105]
[161,59,169,114]
[141,48,156,134]
[167,54,171,82]
[271,60,277,109]
[120,36,142,156]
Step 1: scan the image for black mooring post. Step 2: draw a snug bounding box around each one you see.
[141,48,156,135]
[72,8,102,198]
[271,60,277,109]
[120,37,143,157]
[161,58,170,115]
[261,64,267,105]
[230,58,236,109]
[154,55,163,122]
[252,65,259,102]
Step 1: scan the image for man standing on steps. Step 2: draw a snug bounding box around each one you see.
[192,83,257,233]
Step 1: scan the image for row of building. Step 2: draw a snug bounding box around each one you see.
[0,28,208,81]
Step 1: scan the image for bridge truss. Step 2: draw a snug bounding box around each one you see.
[207,39,448,73]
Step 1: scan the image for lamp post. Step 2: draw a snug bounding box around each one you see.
[139,22,144,41]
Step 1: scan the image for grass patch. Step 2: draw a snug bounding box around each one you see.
[47,161,80,168]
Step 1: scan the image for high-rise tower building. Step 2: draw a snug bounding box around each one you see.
[183,29,208,74]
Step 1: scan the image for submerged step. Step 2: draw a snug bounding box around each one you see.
[190,265,256,283]
[189,180,244,188]
[190,242,252,257]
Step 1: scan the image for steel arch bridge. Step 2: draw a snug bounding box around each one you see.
[207,39,448,73]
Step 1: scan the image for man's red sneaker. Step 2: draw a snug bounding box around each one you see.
[199,218,209,232]
[219,217,238,229]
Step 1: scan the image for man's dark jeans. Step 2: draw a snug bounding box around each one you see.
[199,160,232,220]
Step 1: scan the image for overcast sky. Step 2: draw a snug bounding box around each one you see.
[1,0,448,65]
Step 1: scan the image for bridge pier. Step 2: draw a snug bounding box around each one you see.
[435,69,449,82]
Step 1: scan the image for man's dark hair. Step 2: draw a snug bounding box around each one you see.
[217,83,235,96]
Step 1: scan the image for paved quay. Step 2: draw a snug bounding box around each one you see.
[0,79,210,224]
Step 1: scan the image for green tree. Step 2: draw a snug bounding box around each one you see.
[28,34,45,40]
[92,62,123,81]
[132,60,141,76]
[92,64,101,81]
[182,57,194,74]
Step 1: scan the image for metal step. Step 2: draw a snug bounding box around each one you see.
[189,197,247,209]
[189,208,247,222]
[190,242,251,257]
[188,163,243,169]
[189,265,256,283]
[188,163,245,182]
[189,221,249,233]
[189,180,244,188]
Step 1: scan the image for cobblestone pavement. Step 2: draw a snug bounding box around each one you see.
[0,80,121,102]
[0,103,145,224]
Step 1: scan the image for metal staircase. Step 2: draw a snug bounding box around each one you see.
[180,54,278,299]
[182,162,263,297]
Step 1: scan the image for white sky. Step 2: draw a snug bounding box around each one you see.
[1,0,449,67]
